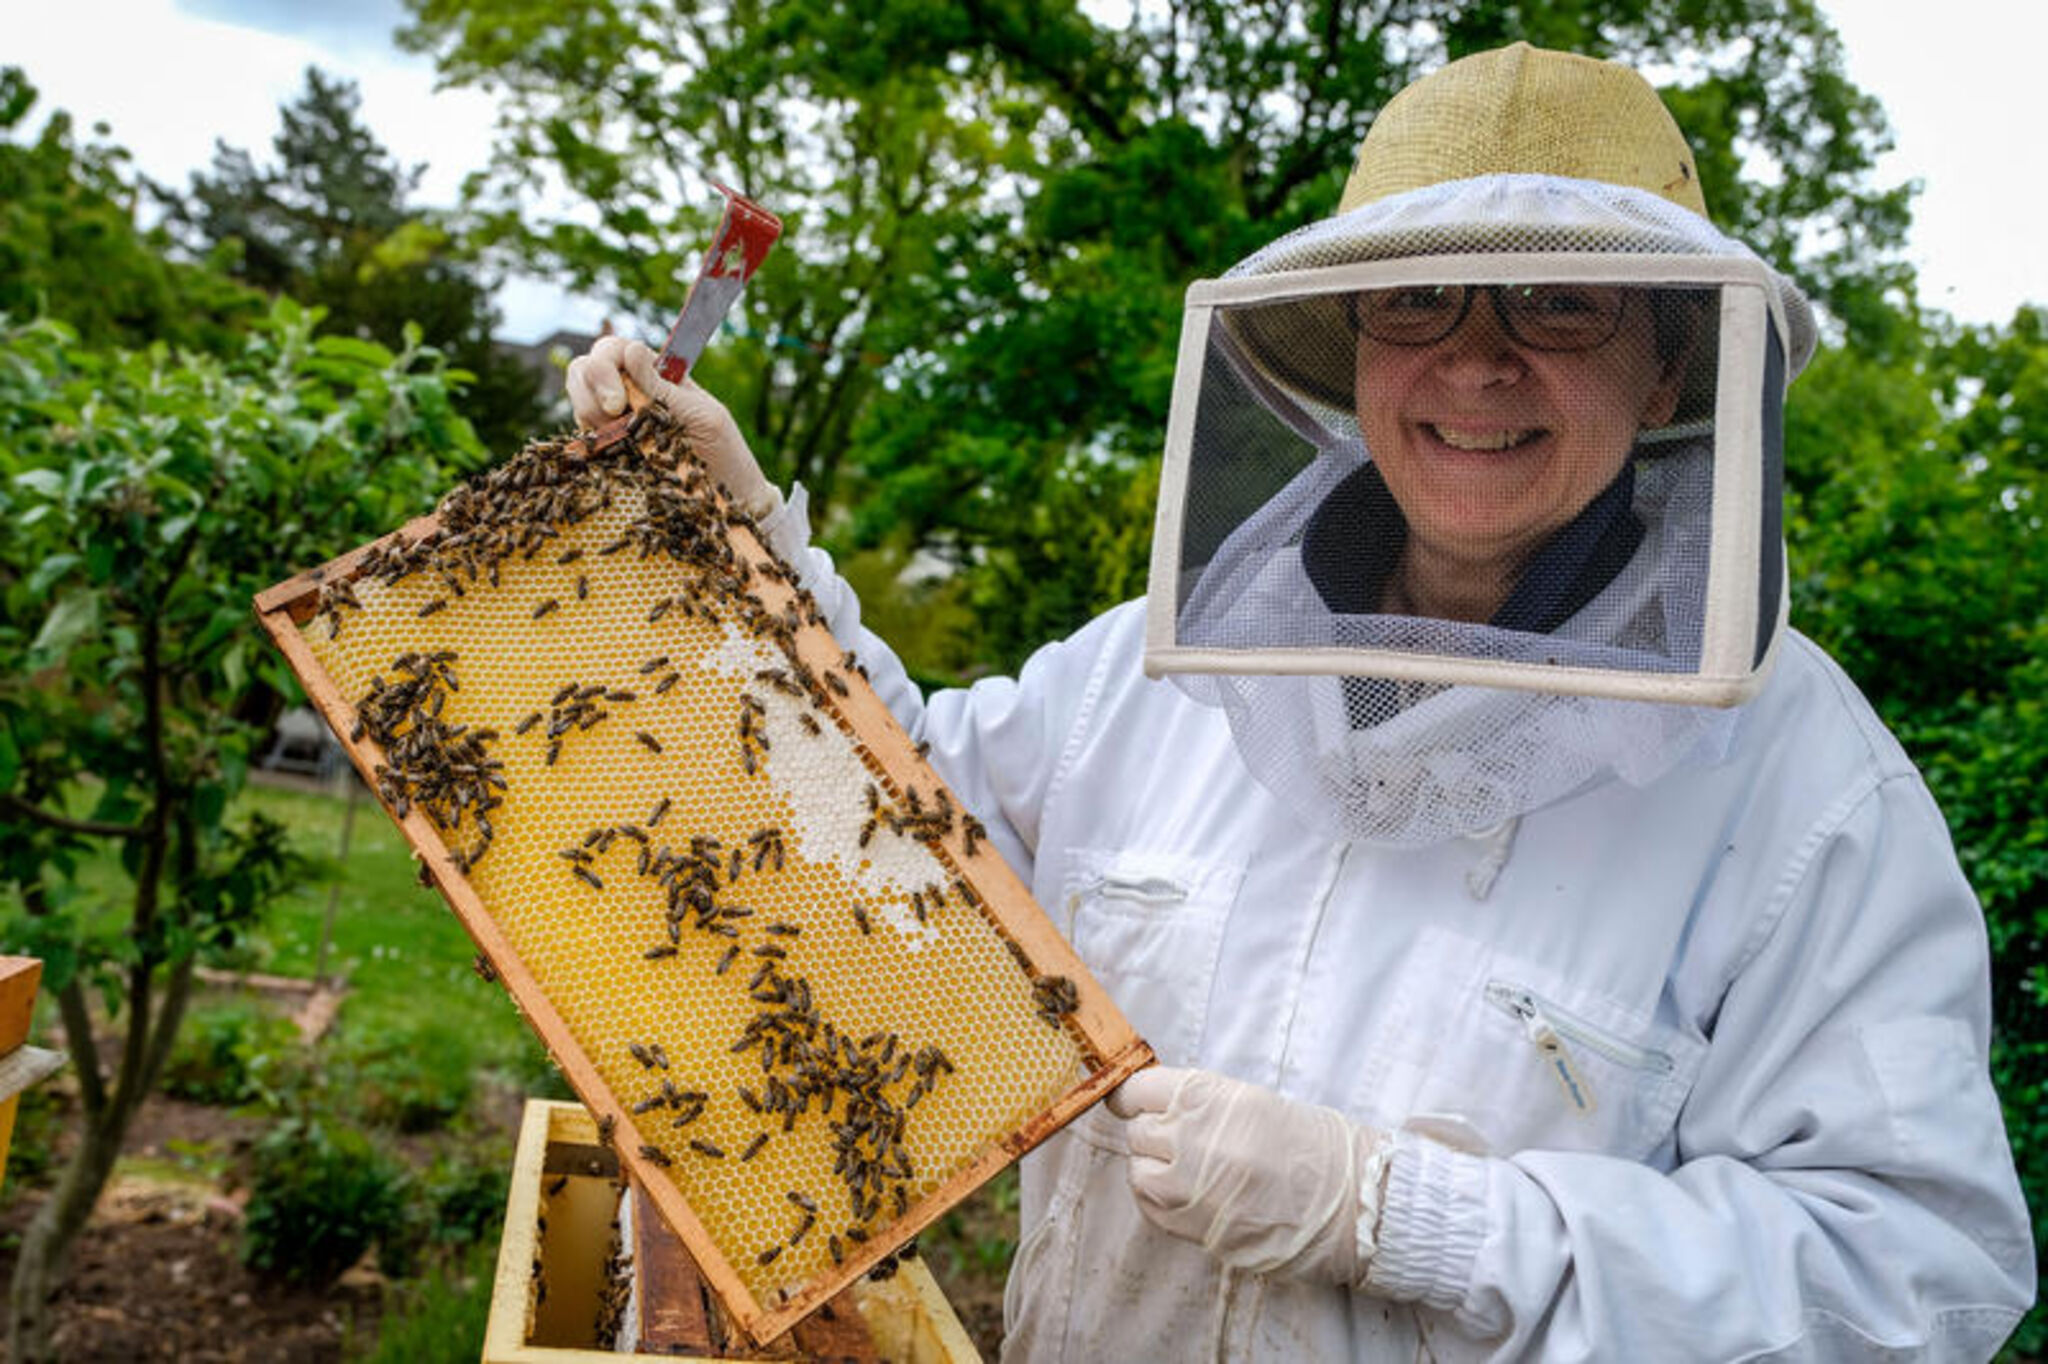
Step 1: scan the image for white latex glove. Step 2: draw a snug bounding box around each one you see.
[1108,1066,1392,1285]
[564,336,781,519]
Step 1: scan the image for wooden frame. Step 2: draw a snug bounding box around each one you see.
[255,413,1152,1343]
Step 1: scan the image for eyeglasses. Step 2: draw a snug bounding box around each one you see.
[1351,283,1631,352]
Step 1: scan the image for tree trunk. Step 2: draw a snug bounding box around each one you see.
[6,1098,132,1363]
[4,960,193,1362]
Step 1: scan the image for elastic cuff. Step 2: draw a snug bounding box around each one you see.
[1362,1130,1488,1312]
[1353,1127,1395,1270]
[755,482,810,565]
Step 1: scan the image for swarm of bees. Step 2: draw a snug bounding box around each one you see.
[325,406,1087,1301]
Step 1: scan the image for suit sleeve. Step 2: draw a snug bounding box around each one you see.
[1366,771,2035,1361]
[760,486,1124,883]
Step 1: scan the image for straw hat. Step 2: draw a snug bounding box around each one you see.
[1342,43,1706,218]
[1219,43,1813,427]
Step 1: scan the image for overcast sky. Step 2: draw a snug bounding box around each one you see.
[9,0,2045,342]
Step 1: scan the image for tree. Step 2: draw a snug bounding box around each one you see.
[0,302,484,1362]
[400,0,1909,673]
[0,67,260,352]
[1783,306,2048,1349]
[161,67,547,454]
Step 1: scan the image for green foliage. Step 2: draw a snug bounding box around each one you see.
[159,999,304,1107]
[0,301,481,1006]
[347,1236,498,1364]
[417,1141,514,1249]
[402,0,1909,675]
[0,67,261,352]
[1785,307,2048,1348]
[159,67,546,453]
[328,1020,479,1135]
[241,1114,416,1288]
[0,262,486,1344]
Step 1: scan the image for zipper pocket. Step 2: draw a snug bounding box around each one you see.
[1087,873,1190,904]
[1485,981,1677,1115]
[1066,871,1190,928]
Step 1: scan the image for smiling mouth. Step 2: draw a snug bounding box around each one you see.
[1425,423,1546,452]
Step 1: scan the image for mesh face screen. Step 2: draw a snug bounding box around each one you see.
[1175,282,1724,696]
[1145,263,1775,846]
[267,416,1141,1336]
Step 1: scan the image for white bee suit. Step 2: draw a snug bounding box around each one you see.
[752,495,2034,1362]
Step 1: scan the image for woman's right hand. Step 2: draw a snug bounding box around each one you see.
[564,336,781,518]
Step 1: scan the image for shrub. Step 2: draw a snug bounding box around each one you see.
[419,1142,512,1251]
[159,1000,302,1107]
[348,1236,497,1364]
[241,1115,414,1287]
[333,1021,477,1134]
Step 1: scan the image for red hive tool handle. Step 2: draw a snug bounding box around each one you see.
[657,184,785,385]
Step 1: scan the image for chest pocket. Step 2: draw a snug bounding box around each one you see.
[1060,848,1243,1068]
[1357,926,1707,1164]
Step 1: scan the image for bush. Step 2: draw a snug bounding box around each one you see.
[331,1021,477,1134]
[242,1115,415,1287]
[348,1236,497,1364]
[419,1142,512,1250]
[159,1000,303,1107]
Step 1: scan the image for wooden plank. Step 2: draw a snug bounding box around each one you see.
[633,1179,886,1361]
[257,413,1153,1345]
[630,1182,718,1353]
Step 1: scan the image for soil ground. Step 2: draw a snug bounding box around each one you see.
[0,1084,1010,1362]
[0,1090,382,1362]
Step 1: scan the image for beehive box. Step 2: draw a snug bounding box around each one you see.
[254,409,1152,1343]
[490,1100,981,1362]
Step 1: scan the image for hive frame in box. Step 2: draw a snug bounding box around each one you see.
[488,1101,983,1361]
[253,410,1153,1345]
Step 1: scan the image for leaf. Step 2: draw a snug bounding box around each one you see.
[12,468,65,500]
[313,335,396,367]
[27,587,100,668]
[27,552,80,597]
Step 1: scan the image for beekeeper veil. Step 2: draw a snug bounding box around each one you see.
[1143,43,1816,847]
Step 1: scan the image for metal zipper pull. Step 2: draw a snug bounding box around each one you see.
[1486,983,1596,1114]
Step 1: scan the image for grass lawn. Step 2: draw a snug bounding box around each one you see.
[221,778,551,1083]
[4,775,555,1093]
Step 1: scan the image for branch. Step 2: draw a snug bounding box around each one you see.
[960,0,1134,146]
[0,793,145,839]
[137,954,198,1102]
[54,976,106,1117]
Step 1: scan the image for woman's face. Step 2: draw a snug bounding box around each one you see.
[1353,285,1684,582]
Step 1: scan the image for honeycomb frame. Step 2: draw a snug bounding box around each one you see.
[254,408,1152,1344]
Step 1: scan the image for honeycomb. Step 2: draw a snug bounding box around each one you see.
[280,417,1109,1327]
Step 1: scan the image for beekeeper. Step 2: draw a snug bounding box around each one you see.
[570,42,2034,1362]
